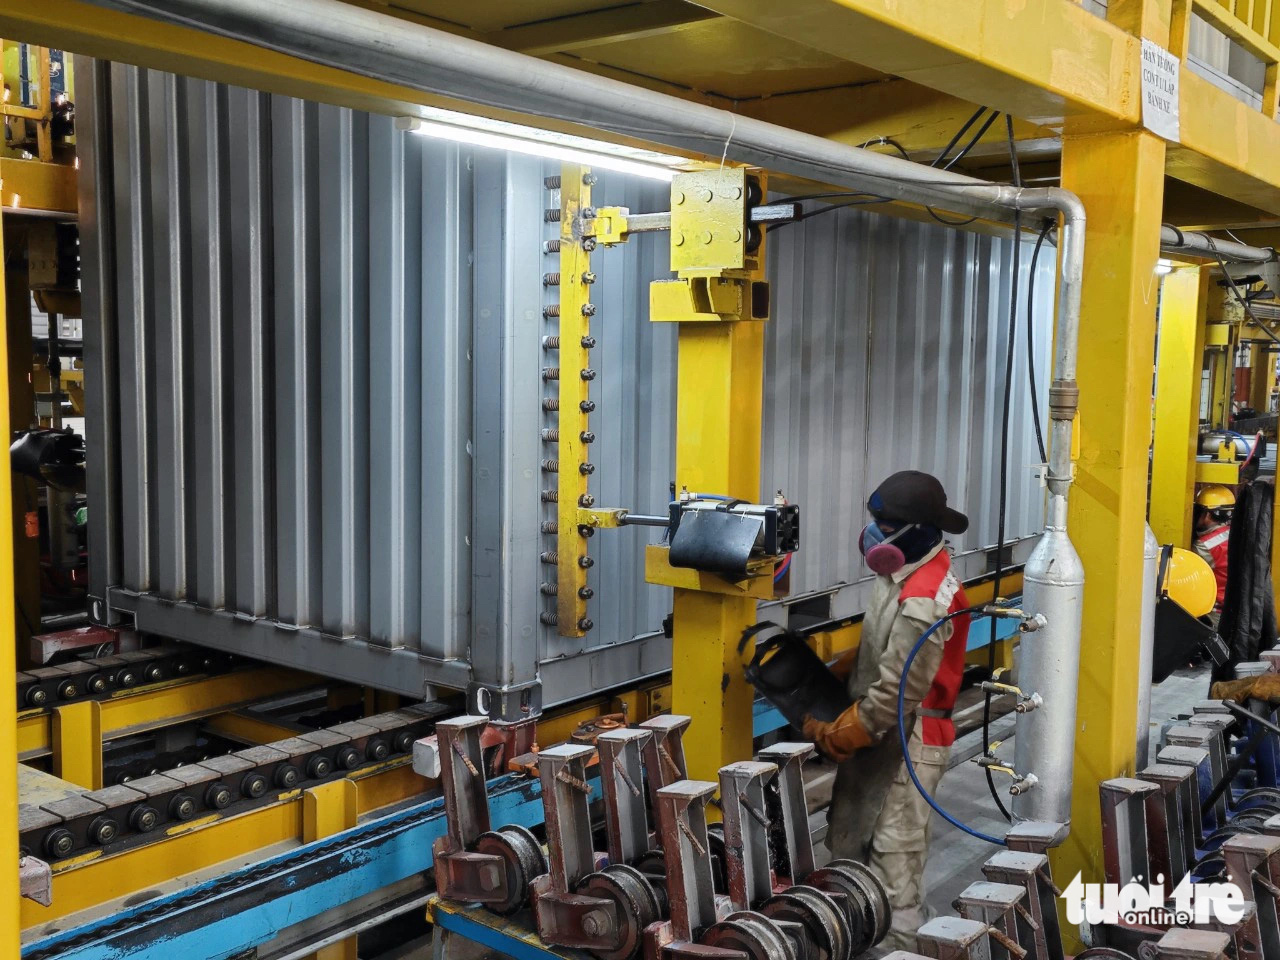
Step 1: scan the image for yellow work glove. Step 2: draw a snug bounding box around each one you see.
[1212,674,1280,704]
[803,701,874,763]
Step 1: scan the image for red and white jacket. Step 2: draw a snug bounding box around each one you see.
[1195,522,1230,608]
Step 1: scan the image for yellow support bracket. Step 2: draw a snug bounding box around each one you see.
[644,544,776,600]
[585,205,631,245]
[303,779,360,960]
[1196,460,1241,484]
[51,700,102,791]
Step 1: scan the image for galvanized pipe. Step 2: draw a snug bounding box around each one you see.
[1136,525,1159,769]
[91,0,1091,831]
[1160,227,1276,264]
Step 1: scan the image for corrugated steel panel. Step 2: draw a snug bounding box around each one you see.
[81,62,1050,707]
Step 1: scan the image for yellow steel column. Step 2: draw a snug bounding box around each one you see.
[1053,130,1165,908]
[1209,344,1232,429]
[52,700,103,790]
[0,216,16,957]
[645,168,769,784]
[1150,267,1207,547]
[303,779,359,960]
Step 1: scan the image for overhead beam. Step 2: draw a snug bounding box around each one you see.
[1,158,78,216]
[692,0,1140,129]
[700,0,1280,215]
[737,79,1058,164]
[485,1,720,57]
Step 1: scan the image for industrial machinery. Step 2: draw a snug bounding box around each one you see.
[426,712,890,960]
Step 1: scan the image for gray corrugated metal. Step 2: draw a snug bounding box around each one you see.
[82,61,1050,707]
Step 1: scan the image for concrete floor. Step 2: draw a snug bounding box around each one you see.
[919,665,1212,919]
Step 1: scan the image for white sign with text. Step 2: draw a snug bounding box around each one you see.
[1141,38,1181,142]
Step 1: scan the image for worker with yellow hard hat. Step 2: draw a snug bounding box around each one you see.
[1193,484,1235,622]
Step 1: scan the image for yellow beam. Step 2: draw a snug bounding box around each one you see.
[485,1,719,56]
[17,667,320,761]
[0,203,18,958]
[52,700,102,791]
[0,158,77,216]
[1053,129,1166,941]
[1151,267,1208,547]
[1250,343,1272,410]
[695,0,1139,129]
[203,711,304,746]
[737,80,1058,165]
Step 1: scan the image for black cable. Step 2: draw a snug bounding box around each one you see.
[932,106,989,168]
[942,110,1001,171]
[1026,221,1052,464]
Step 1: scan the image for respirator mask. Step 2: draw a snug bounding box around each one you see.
[859,521,918,576]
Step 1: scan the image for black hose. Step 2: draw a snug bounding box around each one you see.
[1026,221,1053,463]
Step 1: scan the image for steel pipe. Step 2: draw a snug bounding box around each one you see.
[1161,227,1276,264]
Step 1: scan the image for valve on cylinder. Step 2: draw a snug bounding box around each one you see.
[426,716,546,914]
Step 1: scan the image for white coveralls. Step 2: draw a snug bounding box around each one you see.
[826,543,961,951]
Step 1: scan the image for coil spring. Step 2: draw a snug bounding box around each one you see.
[543,398,560,411]
[543,304,561,318]
[541,521,558,534]
[542,429,559,442]
[540,582,559,596]
[544,175,561,189]
[543,272,560,286]
[542,367,560,381]
[542,459,559,473]
[544,239,561,254]
[545,208,561,223]
[540,551,558,565]
[540,612,559,626]
[541,489,559,503]
[542,335,560,350]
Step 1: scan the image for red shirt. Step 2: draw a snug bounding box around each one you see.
[898,550,971,746]
[1196,523,1230,607]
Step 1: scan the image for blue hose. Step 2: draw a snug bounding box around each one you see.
[896,608,1007,846]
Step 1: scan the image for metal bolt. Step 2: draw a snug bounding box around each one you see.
[583,173,598,186]
[25,687,48,707]
[581,271,596,284]
[206,784,233,809]
[307,755,333,779]
[393,731,414,753]
[579,525,595,538]
[118,669,137,687]
[579,400,596,413]
[673,232,684,246]
[582,207,596,219]
[578,494,595,507]
[579,462,595,475]
[57,681,78,700]
[577,618,594,632]
[175,660,191,675]
[45,829,75,859]
[367,738,391,762]
[578,587,594,600]
[241,773,268,799]
[580,335,596,348]
[337,746,361,770]
[130,805,159,832]
[583,237,597,252]
[580,368,596,381]
[580,431,595,443]
[90,816,119,845]
[581,303,596,317]
[171,795,197,821]
[578,556,595,569]
[582,910,610,937]
[87,674,108,694]
[275,764,301,789]
[144,664,164,683]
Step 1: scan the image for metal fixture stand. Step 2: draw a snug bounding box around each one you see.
[597,727,655,866]
[639,715,690,813]
[1154,929,1231,960]
[982,851,1063,960]
[1222,834,1280,960]
[952,882,1030,960]
[1098,778,1159,886]
[430,715,546,914]
[1157,745,1213,842]
[917,916,998,960]
[1137,763,1197,882]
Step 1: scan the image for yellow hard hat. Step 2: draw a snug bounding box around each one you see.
[1161,547,1217,618]
[1196,485,1236,510]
